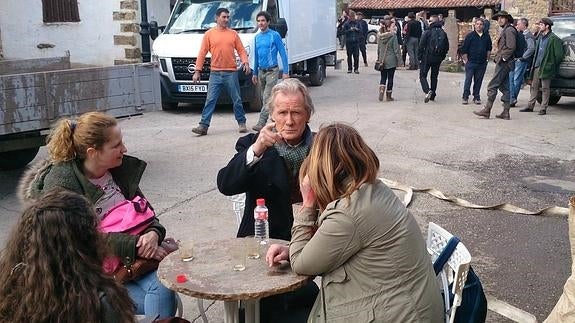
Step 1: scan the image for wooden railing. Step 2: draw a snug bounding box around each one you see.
[550,0,575,14]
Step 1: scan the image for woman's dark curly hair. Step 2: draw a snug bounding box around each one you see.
[0,189,135,322]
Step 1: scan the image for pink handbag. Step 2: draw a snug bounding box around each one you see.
[99,196,155,276]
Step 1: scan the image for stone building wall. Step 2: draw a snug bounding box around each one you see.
[506,0,550,32]
[113,0,141,65]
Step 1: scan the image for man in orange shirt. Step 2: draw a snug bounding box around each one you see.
[192,7,251,136]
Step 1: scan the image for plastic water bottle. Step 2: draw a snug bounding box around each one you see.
[254,198,269,245]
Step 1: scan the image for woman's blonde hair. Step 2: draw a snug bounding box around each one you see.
[46,112,118,162]
[300,123,379,210]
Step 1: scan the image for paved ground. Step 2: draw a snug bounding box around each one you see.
[1,44,574,322]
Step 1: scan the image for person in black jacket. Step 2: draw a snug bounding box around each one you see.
[460,18,492,105]
[357,12,369,66]
[217,78,318,323]
[405,12,422,70]
[418,15,449,102]
[343,10,362,73]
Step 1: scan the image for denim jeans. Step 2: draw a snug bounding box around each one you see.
[199,71,246,128]
[462,61,487,100]
[125,269,176,319]
[509,59,528,103]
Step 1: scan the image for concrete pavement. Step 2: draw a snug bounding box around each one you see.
[1,44,574,322]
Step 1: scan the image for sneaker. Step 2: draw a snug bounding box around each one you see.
[424,90,433,103]
[462,98,469,105]
[473,99,482,105]
[354,70,359,74]
[192,125,208,136]
[347,70,352,74]
[252,124,264,132]
[238,123,248,133]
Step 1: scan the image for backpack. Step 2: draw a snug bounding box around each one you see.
[433,236,488,323]
[428,28,448,58]
[511,26,527,58]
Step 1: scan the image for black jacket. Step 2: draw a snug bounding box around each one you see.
[217,134,303,241]
[418,22,449,63]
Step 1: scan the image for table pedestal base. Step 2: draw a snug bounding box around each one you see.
[224,300,260,323]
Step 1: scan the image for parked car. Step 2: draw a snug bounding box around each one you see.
[366,17,384,44]
[541,15,575,105]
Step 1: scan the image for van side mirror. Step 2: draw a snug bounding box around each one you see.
[270,18,288,38]
[150,21,159,40]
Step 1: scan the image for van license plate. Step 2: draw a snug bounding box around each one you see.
[178,84,207,93]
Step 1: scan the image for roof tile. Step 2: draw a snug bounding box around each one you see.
[349,0,499,9]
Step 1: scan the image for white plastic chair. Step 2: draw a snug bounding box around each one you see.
[426,222,471,323]
[230,193,246,227]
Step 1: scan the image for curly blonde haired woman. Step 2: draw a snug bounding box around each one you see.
[17,111,176,319]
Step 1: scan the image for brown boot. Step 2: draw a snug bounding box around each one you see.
[473,103,492,119]
[496,104,511,120]
[378,85,386,101]
[386,90,394,101]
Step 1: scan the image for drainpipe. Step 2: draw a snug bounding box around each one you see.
[139,0,151,62]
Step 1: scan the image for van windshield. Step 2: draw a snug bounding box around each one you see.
[164,0,261,34]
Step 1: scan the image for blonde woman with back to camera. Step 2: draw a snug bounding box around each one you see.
[17,111,177,319]
[266,123,443,322]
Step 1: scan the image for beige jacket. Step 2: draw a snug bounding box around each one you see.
[290,181,443,323]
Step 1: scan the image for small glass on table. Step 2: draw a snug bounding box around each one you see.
[178,240,194,262]
[231,240,247,271]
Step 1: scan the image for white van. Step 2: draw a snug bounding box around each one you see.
[151,0,337,111]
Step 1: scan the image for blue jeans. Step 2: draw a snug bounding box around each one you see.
[509,60,528,103]
[462,61,487,100]
[125,269,176,319]
[200,71,246,127]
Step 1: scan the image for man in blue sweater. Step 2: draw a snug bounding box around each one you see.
[252,11,289,131]
[460,18,492,105]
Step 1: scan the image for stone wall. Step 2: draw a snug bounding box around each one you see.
[506,0,550,33]
[113,0,141,65]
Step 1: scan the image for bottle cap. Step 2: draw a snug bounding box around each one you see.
[256,198,265,206]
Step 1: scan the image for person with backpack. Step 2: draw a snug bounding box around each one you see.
[520,17,564,115]
[418,15,449,103]
[473,10,516,120]
[460,18,492,105]
[509,18,535,107]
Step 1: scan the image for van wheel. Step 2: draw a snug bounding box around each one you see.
[0,147,40,170]
[309,57,326,86]
[536,93,561,106]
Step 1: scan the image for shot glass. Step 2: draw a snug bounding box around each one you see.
[231,240,247,271]
[178,240,194,262]
[246,236,260,260]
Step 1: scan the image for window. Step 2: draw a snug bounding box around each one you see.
[42,0,80,23]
